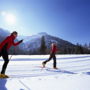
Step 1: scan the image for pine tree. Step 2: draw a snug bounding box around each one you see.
[40,36,47,54]
[75,43,84,54]
[89,43,90,49]
[83,43,88,49]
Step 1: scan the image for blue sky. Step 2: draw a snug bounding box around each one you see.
[0,0,90,44]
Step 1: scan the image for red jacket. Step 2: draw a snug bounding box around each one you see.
[0,35,21,51]
[51,44,57,53]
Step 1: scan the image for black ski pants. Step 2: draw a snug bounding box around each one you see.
[0,45,9,74]
[43,53,57,68]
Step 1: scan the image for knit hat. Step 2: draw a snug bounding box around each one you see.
[11,31,18,35]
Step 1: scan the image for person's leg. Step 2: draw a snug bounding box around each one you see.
[0,52,1,57]
[43,53,53,64]
[53,54,57,69]
[42,53,53,67]
[1,60,9,74]
[1,49,9,74]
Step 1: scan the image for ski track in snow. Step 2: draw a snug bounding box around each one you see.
[0,55,90,90]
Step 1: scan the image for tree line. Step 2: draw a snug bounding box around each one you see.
[39,36,90,54]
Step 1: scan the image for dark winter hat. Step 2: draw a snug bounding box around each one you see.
[11,31,18,35]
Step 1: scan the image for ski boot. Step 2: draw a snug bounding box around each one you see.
[0,74,9,78]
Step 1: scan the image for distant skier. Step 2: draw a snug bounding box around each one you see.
[0,31,23,78]
[42,43,58,69]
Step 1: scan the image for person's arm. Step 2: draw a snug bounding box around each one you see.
[12,40,23,46]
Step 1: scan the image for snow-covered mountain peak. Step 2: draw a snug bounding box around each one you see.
[38,32,48,36]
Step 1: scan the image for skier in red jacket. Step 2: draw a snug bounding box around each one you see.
[0,31,23,77]
[42,43,58,69]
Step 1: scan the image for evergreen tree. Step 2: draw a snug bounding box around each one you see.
[83,43,88,49]
[40,36,47,54]
[75,43,84,54]
[89,43,90,49]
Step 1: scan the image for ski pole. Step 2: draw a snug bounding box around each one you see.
[9,55,13,60]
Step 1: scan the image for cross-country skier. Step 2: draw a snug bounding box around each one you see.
[0,31,23,78]
[42,43,58,69]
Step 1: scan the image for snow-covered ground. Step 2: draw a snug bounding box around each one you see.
[0,55,90,90]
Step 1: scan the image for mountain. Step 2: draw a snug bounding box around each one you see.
[18,32,75,54]
[0,29,89,54]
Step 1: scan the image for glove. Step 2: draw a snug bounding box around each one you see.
[19,40,23,43]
